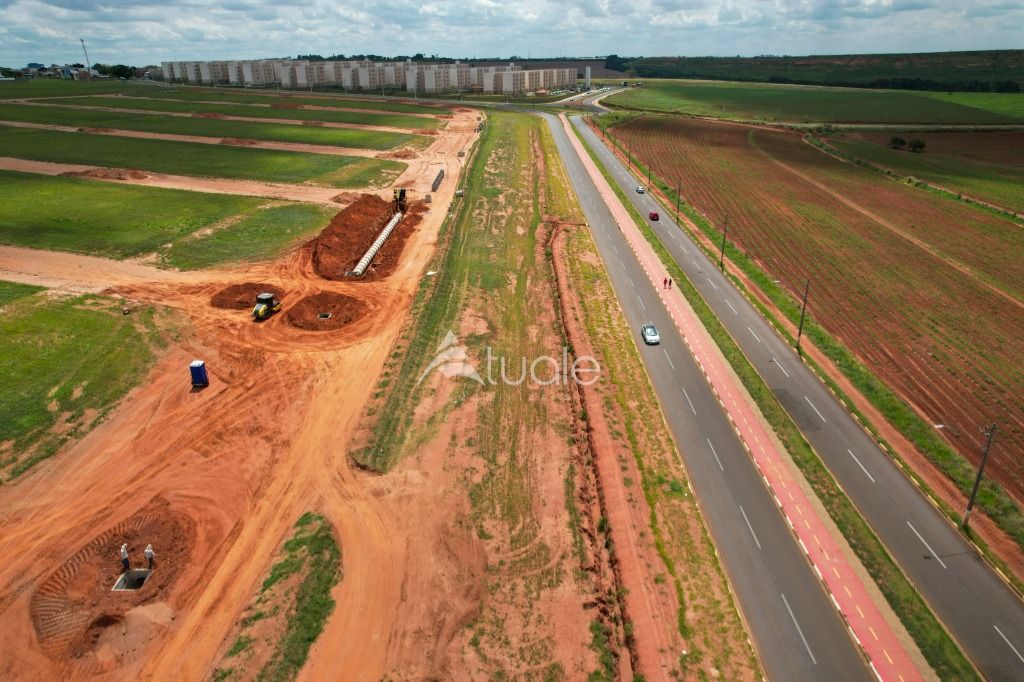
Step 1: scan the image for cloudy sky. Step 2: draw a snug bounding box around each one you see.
[1,0,1021,67]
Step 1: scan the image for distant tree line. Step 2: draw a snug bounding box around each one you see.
[605,53,1023,93]
[92,63,136,79]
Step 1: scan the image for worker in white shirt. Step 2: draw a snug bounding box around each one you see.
[144,544,155,569]
[120,543,130,572]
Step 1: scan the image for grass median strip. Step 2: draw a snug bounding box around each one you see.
[139,88,445,115]
[0,124,404,187]
[573,120,977,680]
[211,512,342,682]
[47,95,440,129]
[0,102,425,150]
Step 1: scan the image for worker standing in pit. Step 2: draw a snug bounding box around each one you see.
[120,543,129,572]
[144,544,155,569]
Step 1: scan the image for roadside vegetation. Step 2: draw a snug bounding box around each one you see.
[0,170,337,264]
[48,95,440,129]
[0,103,425,150]
[0,125,404,187]
[0,285,171,481]
[604,79,1024,124]
[573,124,978,679]
[211,512,342,682]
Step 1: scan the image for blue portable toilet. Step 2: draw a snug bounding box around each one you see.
[189,360,209,387]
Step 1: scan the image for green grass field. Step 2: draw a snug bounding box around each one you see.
[47,95,440,129]
[828,132,1024,213]
[0,287,165,480]
[0,170,339,263]
[147,87,444,115]
[0,125,404,187]
[164,203,333,269]
[0,103,424,150]
[0,79,157,99]
[605,80,1024,124]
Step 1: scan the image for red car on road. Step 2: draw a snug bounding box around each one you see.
[648,211,660,221]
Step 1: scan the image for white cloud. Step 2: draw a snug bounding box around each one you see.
[0,0,1020,65]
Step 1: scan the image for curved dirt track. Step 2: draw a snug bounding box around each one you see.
[0,112,480,680]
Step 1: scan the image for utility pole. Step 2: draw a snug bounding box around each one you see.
[963,424,997,531]
[647,163,652,188]
[796,279,810,356]
[80,39,91,72]
[675,179,681,215]
[718,215,728,271]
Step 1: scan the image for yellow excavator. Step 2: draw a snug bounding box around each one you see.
[252,292,282,320]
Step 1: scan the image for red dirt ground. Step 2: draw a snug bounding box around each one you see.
[285,292,367,331]
[0,106,482,681]
[610,115,1024,507]
[209,282,285,309]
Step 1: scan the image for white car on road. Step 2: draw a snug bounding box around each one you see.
[641,324,660,345]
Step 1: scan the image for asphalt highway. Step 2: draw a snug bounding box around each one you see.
[539,112,873,681]
[570,113,1024,680]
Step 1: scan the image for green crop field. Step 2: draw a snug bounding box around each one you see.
[0,170,335,260]
[828,131,1024,213]
[0,103,425,150]
[46,95,440,129]
[0,286,164,480]
[0,125,404,187]
[605,80,1024,124]
[147,87,445,115]
[164,203,333,269]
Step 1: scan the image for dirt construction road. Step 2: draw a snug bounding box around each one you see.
[0,109,479,679]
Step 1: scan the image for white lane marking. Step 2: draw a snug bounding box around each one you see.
[748,326,762,344]
[804,395,827,423]
[781,593,817,665]
[612,245,619,255]
[637,296,646,311]
[725,299,738,315]
[706,277,718,290]
[706,438,724,471]
[628,276,636,289]
[848,448,876,483]
[683,388,697,416]
[663,349,675,370]
[994,625,1024,665]
[739,505,762,549]
[772,357,791,379]
[907,521,948,570]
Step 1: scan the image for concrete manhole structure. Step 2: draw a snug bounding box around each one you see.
[112,569,152,591]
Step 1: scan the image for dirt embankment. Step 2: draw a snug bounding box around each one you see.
[209,283,285,310]
[307,194,425,282]
[62,168,149,181]
[285,292,367,331]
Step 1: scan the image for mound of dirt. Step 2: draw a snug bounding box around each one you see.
[192,113,225,119]
[307,194,425,282]
[378,149,418,160]
[220,137,258,147]
[415,129,439,136]
[61,168,148,181]
[210,283,284,310]
[30,497,195,663]
[285,292,367,331]
[302,121,325,127]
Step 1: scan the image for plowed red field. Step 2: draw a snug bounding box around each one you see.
[611,116,1024,502]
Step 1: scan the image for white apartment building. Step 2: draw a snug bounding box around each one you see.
[159,59,577,95]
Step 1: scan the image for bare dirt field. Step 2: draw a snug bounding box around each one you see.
[0,108,479,680]
[609,115,1024,508]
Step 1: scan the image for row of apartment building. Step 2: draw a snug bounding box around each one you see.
[160,59,578,95]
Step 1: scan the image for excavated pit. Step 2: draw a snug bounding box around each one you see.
[284,292,367,331]
[307,193,425,282]
[210,283,285,310]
